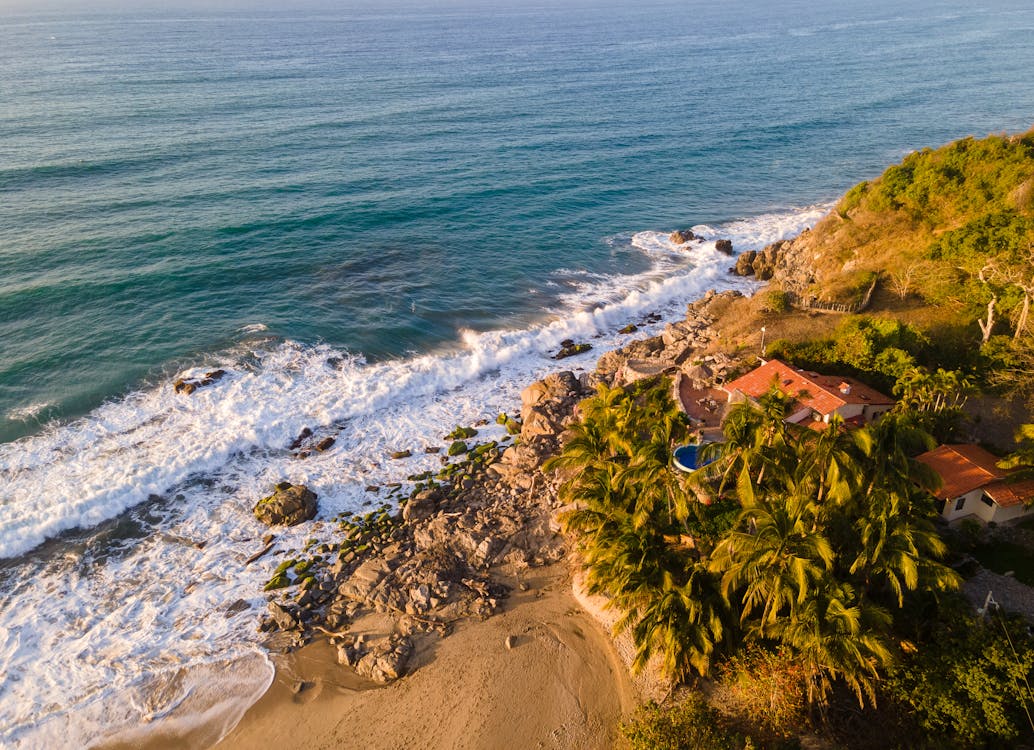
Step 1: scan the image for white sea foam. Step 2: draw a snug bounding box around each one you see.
[0,204,826,749]
[4,402,52,422]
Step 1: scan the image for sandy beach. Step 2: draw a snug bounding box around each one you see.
[217,564,635,750]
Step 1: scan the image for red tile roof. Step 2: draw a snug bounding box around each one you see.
[983,479,1034,509]
[916,444,1008,500]
[723,359,894,417]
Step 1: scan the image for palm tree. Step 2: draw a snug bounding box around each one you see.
[698,384,797,499]
[853,410,938,498]
[767,577,893,708]
[794,413,862,513]
[999,423,1034,480]
[543,416,614,474]
[711,491,834,636]
[616,562,733,680]
[617,437,690,528]
[560,466,624,535]
[848,487,961,607]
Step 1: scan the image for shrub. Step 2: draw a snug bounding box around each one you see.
[714,646,809,737]
[886,600,1034,748]
[765,289,792,314]
[621,694,749,750]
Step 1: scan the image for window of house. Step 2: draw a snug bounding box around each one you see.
[981,493,994,507]
[955,496,966,511]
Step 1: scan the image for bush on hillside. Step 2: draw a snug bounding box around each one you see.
[621,694,751,750]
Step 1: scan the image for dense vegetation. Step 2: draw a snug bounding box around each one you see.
[550,377,1034,748]
[551,129,1034,746]
[770,130,1034,406]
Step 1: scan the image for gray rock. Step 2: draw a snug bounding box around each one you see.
[268,601,298,631]
[403,489,440,523]
[338,557,393,601]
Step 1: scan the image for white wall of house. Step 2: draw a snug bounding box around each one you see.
[941,489,986,522]
[862,405,892,421]
[941,489,1034,524]
[834,403,865,421]
[986,502,1034,524]
[787,406,813,424]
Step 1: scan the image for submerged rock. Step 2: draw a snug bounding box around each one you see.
[254,482,318,526]
[173,369,228,396]
[289,427,313,450]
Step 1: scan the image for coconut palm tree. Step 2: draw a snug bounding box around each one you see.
[794,413,862,514]
[697,384,797,499]
[999,423,1034,480]
[767,577,893,708]
[711,491,834,636]
[616,562,734,680]
[849,487,961,607]
[853,411,938,497]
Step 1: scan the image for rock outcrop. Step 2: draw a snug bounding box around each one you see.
[593,291,736,387]
[254,483,318,526]
[730,231,817,291]
[669,229,697,244]
[256,375,584,675]
[173,369,227,395]
[338,633,414,684]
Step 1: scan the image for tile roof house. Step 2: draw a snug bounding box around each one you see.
[916,444,1034,523]
[722,359,895,427]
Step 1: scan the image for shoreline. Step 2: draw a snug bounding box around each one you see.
[217,563,636,750]
[201,287,736,749]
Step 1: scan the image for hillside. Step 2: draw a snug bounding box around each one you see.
[705,127,1034,422]
[774,126,1034,304]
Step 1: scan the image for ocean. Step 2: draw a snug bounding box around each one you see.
[1,0,1033,746]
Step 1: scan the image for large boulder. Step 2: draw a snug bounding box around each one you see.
[543,371,581,399]
[253,482,318,526]
[340,634,414,684]
[733,250,758,276]
[520,406,563,440]
[669,229,697,244]
[403,488,441,524]
[715,239,734,255]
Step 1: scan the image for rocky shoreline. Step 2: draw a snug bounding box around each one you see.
[242,286,749,691]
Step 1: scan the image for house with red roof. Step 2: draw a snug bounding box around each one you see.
[916,444,1034,523]
[721,359,895,428]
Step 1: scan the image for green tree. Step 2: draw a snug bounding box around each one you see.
[848,487,961,608]
[999,423,1034,480]
[768,577,893,708]
[712,492,834,637]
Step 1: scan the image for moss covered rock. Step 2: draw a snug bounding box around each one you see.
[253,483,318,526]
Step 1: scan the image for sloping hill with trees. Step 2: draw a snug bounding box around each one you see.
[554,128,1034,749]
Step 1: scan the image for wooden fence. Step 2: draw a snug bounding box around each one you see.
[784,275,879,314]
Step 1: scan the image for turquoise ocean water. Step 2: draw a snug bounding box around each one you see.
[1,0,1033,746]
